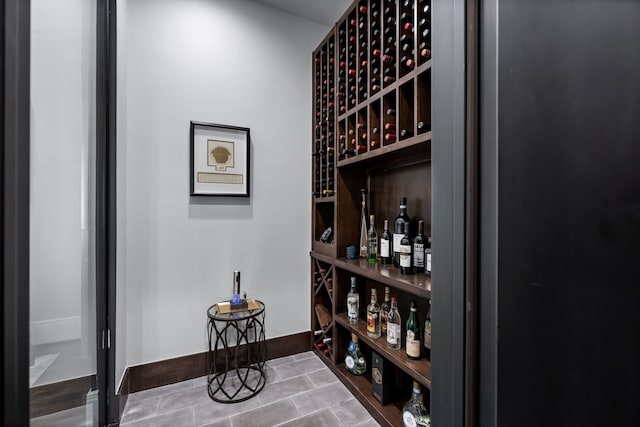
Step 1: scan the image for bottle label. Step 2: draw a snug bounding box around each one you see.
[348,297,358,320]
[424,320,432,349]
[367,311,378,333]
[400,244,411,267]
[393,233,403,253]
[380,239,390,257]
[426,253,432,273]
[387,323,401,345]
[413,243,424,267]
[345,355,355,369]
[403,411,417,427]
[406,331,420,357]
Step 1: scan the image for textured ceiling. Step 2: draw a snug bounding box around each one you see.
[254,0,351,25]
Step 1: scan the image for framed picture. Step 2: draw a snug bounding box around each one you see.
[190,121,250,197]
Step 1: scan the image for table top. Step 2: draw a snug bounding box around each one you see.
[207,299,265,321]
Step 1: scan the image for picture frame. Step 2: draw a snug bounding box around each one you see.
[190,121,250,197]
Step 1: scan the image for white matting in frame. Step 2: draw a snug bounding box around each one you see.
[190,121,250,197]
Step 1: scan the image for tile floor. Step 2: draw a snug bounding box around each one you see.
[120,351,380,427]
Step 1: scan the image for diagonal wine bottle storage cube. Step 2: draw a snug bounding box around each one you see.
[310,1,433,425]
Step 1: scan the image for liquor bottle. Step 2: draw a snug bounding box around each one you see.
[424,299,431,359]
[402,381,431,426]
[380,219,393,264]
[413,220,426,273]
[399,222,413,274]
[406,300,421,359]
[367,214,378,264]
[425,236,432,275]
[345,333,367,375]
[386,296,401,350]
[393,197,411,267]
[380,286,391,335]
[347,277,360,323]
[366,288,381,338]
[359,189,368,258]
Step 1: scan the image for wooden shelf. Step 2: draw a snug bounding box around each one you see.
[311,251,431,299]
[311,242,336,258]
[337,132,431,169]
[335,312,431,389]
[316,353,404,427]
[313,196,335,204]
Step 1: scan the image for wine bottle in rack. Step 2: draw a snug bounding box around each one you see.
[400,129,414,139]
[393,197,410,267]
[380,286,390,335]
[425,235,432,275]
[366,288,381,339]
[345,333,367,375]
[402,381,431,426]
[413,220,426,273]
[399,222,413,274]
[386,296,401,350]
[406,300,421,360]
[367,214,378,264]
[424,299,431,359]
[359,189,368,258]
[380,219,393,264]
[347,277,360,324]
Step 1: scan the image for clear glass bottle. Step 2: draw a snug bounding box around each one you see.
[425,236,432,275]
[406,300,421,359]
[380,219,393,264]
[424,299,431,359]
[366,288,381,338]
[345,333,367,375]
[367,214,378,264]
[347,277,359,324]
[386,296,401,350]
[380,286,391,335]
[400,222,413,275]
[402,381,431,426]
[359,189,368,258]
[393,197,411,267]
[413,220,426,273]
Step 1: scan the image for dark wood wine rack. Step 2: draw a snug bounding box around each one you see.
[311,1,433,426]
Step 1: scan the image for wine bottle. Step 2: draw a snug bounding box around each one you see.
[345,333,367,375]
[367,214,378,264]
[425,236,432,274]
[366,288,381,338]
[393,197,410,267]
[406,300,421,359]
[386,296,401,350]
[380,286,391,335]
[359,189,368,258]
[400,129,414,139]
[424,299,431,359]
[380,219,393,264]
[413,220,426,273]
[402,381,431,426]
[400,222,413,274]
[347,277,360,323]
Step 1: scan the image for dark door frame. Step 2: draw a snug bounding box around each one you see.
[2,0,117,425]
[2,0,31,424]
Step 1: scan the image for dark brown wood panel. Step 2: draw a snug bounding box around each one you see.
[123,331,310,394]
[30,375,95,419]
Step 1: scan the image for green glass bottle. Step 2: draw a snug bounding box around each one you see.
[406,300,421,360]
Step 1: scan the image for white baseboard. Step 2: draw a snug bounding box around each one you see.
[30,316,81,345]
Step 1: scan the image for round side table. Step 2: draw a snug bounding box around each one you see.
[206,300,266,403]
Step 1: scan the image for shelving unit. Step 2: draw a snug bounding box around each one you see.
[310,0,432,425]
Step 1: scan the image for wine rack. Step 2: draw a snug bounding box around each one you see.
[311,259,334,360]
[311,1,432,426]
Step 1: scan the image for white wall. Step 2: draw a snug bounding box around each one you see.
[117,0,330,380]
